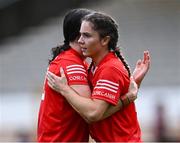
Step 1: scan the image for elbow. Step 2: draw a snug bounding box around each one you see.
[85,109,103,123]
[87,115,99,123]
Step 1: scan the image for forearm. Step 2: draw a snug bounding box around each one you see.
[46,70,108,122]
[67,99,90,123]
[60,86,105,123]
[101,100,123,120]
[134,77,142,88]
[100,92,133,120]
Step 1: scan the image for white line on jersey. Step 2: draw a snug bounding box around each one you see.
[95,79,119,93]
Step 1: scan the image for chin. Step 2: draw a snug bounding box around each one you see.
[82,52,89,57]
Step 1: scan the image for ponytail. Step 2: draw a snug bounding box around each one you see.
[48,41,70,64]
[114,47,131,77]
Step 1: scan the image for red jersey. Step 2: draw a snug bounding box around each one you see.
[89,52,141,142]
[38,48,89,142]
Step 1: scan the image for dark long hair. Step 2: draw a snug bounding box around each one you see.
[49,8,92,64]
[83,12,131,77]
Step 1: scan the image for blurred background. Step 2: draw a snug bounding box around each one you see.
[0,0,180,141]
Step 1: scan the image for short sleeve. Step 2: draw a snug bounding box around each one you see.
[91,66,125,105]
[64,63,88,85]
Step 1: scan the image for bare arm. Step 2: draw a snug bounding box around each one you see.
[47,68,109,123]
[46,51,150,122]
[101,77,138,120]
[47,70,138,122]
[99,51,151,119]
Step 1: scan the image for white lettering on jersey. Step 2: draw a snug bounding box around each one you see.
[92,90,115,99]
[69,75,86,81]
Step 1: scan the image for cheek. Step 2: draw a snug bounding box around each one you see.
[87,39,99,48]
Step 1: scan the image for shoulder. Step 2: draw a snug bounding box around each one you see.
[53,51,84,67]
[55,50,80,61]
[95,58,129,83]
[100,58,124,74]
[50,55,86,76]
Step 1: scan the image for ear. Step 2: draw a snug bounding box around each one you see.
[101,36,110,46]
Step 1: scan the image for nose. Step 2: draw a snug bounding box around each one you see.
[78,35,84,45]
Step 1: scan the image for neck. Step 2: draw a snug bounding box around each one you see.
[92,49,109,66]
[69,41,85,59]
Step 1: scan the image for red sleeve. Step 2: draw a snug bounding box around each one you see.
[91,67,125,105]
[63,63,88,86]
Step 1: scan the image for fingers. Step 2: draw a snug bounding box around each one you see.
[60,67,68,84]
[47,71,62,90]
[46,67,65,80]
[46,71,55,83]
[47,81,59,92]
[144,51,151,71]
[143,50,150,64]
[46,72,56,89]
[143,51,147,64]
[60,67,65,77]
[136,59,142,66]
[135,50,150,66]
[46,68,68,91]
[47,79,54,90]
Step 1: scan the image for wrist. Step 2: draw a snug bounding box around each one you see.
[60,85,71,96]
[135,80,141,88]
[120,95,130,107]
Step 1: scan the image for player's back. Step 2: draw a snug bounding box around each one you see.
[37,48,89,142]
